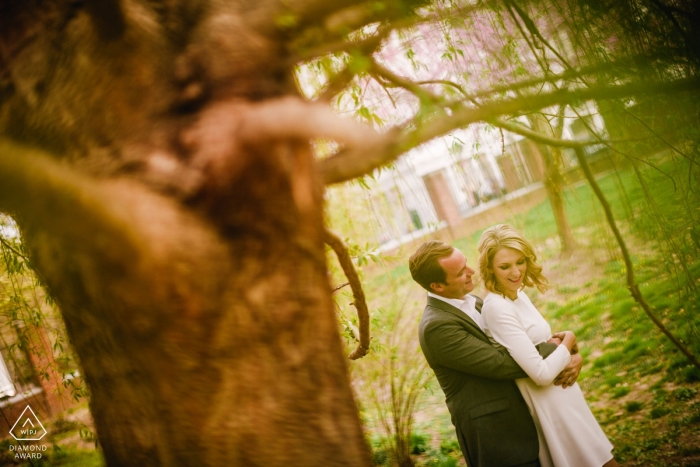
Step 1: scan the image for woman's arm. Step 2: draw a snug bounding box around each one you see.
[483,300,572,386]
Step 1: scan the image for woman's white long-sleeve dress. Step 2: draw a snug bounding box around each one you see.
[482,291,613,467]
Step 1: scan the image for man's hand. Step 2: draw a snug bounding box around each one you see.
[554,353,583,388]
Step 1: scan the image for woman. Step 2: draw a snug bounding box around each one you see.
[477,224,617,467]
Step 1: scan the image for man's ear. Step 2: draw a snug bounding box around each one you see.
[430,282,443,293]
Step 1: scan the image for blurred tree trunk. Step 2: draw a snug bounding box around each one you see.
[0,1,371,465]
[526,111,577,254]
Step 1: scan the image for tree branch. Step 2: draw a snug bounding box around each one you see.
[0,139,226,292]
[319,75,700,184]
[488,119,590,148]
[506,0,576,71]
[332,282,350,292]
[324,229,370,360]
[289,1,489,63]
[370,60,441,103]
[0,235,28,262]
[417,52,679,104]
[315,66,357,102]
[240,96,382,148]
[0,140,136,254]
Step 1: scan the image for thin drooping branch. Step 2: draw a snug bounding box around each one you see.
[504,0,552,75]
[572,146,700,372]
[0,236,28,262]
[315,66,357,102]
[289,0,488,64]
[332,282,350,292]
[297,0,489,60]
[506,0,576,71]
[417,51,683,103]
[440,75,700,131]
[565,104,679,183]
[324,229,370,360]
[620,106,700,169]
[370,60,441,103]
[320,74,700,185]
[488,118,592,148]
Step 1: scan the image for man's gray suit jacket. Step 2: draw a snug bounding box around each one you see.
[418,295,556,467]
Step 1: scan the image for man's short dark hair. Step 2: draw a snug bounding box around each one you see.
[408,241,454,292]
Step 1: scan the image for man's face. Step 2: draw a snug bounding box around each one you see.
[430,248,475,299]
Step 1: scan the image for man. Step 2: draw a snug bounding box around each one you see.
[409,241,582,467]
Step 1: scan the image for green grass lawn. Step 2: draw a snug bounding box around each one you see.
[357,155,700,466]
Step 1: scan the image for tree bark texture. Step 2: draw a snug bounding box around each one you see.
[525,112,576,254]
[0,1,372,465]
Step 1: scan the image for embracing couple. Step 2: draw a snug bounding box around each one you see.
[410,224,618,467]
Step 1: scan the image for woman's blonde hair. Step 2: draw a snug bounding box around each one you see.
[477,224,549,297]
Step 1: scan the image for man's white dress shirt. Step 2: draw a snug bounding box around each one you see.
[428,292,484,329]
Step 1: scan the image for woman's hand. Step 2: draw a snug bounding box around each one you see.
[550,331,579,354]
[551,331,577,353]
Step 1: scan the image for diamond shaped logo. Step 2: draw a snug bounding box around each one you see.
[9,406,47,441]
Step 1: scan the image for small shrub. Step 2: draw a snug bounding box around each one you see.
[640,438,661,451]
[673,387,698,401]
[668,356,691,371]
[51,417,81,435]
[371,444,388,465]
[0,439,17,465]
[679,445,700,456]
[421,452,459,467]
[411,433,429,455]
[369,437,388,465]
[625,401,644,413]
[649,407,670,419]
[611,386,631,399]
[653,389,669,404]
[681,366,700,383]
[439,438,461,455]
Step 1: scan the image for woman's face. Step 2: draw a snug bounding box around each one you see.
[492,247,527,299]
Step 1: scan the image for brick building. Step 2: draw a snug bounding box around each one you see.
[371,104,607,250]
